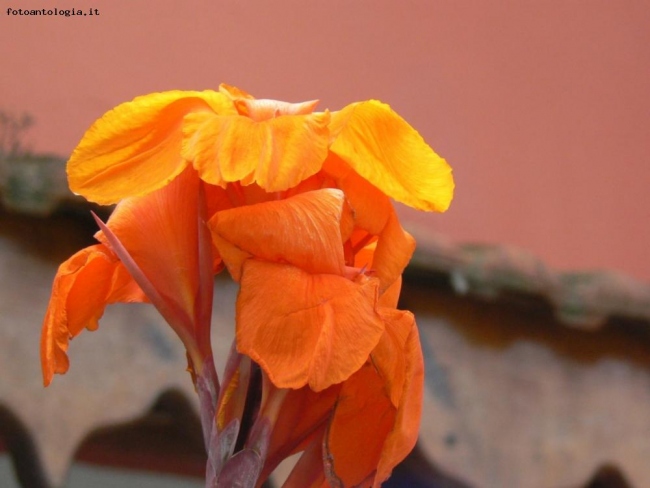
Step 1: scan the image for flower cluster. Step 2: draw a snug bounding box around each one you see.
[41,84,453,487]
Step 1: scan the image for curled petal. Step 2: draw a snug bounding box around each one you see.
[182,110,330,192]
[372,212,416,294]
[370,308,414,407]
[234,98,320,121]
[236,260,385,391]
[209,189,352,280]
[40,244,145,386]
[374,322,424,485]
[329,100,454,212]
[68,90,235,204]
[217,83,320,120]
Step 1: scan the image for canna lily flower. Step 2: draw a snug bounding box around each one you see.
[41,83,454,487]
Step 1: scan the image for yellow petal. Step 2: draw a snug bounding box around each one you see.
[40,244,146,386]
[182,110,330,191]
[68,90,235,204]
[209,189,351,280]
[236,260,385,391]
[329,100,454,212]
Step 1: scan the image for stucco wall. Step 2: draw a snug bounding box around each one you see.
[2,0,648,281]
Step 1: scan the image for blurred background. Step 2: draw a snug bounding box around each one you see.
[1,1,648,487]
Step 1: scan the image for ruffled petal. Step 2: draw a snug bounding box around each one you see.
[329,100,454,212]
[68,90,235,204]
[182,110,330,191]
[40,244,146,386]
[374,322,424,485]
[324,364,396,487]
[209,189,352,280]
[236,260,385,391]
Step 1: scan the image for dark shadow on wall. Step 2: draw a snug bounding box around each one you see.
[0,404,51,488]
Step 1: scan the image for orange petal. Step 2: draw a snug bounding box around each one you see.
[40,244,146,386]
[236,260,385,391]
[182,110,330,191]
[329,100,454,212]
[378,275,402,309]
[209,189,351,280]
[374,322,424,486]
[323,153,393,236]
[372,211,416,293]
[281,434,327,488]
[324,364,396,487]
[95,167,205,350]
[370,308,414,407]
[324,153,415,292]
[68,90,235,205]
[262,383,340,481]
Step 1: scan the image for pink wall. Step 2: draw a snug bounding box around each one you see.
[2,0,649,281]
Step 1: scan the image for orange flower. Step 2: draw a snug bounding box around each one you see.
[42,83,454,487]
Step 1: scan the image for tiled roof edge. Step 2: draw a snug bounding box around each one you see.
[409,226,650,329]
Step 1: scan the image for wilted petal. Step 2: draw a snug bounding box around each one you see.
[236,260,385,391]
[209,189,352,280]
[40,244,145,386]
[68,90,234,204]
[329,100,454,212]
[182,110,330,192]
